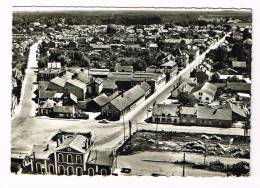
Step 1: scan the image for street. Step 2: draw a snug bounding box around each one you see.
[11,34,231,153]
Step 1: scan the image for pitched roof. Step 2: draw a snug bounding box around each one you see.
[69,92,78,104]
[31,145,54,160]
[87,150,114,167]
[110,85,145,111]
[199,82,217,98]
[54,134,88,153]
[40,91,57,98]
[94,78,103,85]
[197,107,232,121]
[180,106,197,115]
[102,79,117,90]
[53,106,74,114]
[66,78,86,90]
[140,82,151,92]
[232,61,247,68]
[40,99,56,108]
[93,93,110,107]
[160,60,177,68]
[226,82,251,91]
[152,104,180,116]
[49,77,66,88]
[229,102,247,118]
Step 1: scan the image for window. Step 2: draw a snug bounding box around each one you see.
[58,165,65,175]
[88,168,95,176]
[36,163,42,173]
[76,155,82,163]
[101,169,107,176]
[67,166,74,176]
[199,97,202,100]
[206,97,209,100]
[67,154,73,163]
[58,153,64,162]
[199,92,202,96]
[76,167,83,176]
[48,164,55,174]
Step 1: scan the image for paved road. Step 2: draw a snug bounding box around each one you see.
[11,34,230,153]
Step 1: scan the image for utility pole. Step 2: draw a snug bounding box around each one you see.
[182,152,186,177]
[123,111,125,142]
[204,144,207,165]
[129,120,132,145]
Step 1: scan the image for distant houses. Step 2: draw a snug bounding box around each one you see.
[150,104,233,128]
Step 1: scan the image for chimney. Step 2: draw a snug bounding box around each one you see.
[61,135,65,143]
[213,109,217,114]
[46,144,49,151]
[32,152,36,160]
[85,138,89,150]
[56,139,60,147]
[121,91,124,97]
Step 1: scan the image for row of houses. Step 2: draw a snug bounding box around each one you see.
[150,102,248,128]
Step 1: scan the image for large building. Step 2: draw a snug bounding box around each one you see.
[29,130,116,176]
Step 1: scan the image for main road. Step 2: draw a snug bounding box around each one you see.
[11,33,232,153]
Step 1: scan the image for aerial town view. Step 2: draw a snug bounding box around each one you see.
[11,8,252,177]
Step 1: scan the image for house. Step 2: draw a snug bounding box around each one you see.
[28,130,116,176]
[232,61,247,73]
[38,99,57,116]
[86,149,116,176]
[64,78,87,100]
[37,69,66,81]
[150,104,180,124]
[226,82,251,94]
[196,107,232,128]
[102,85,146,121]
[101,79,118,96]
[140,82,151,98]
[114,64,134,72]
[193,82,217,103]
[89,69,110,78]
[229,102,248,121]
[52,106,75,118]
[87,78,103,96]
[47,77,67,93]
[86,94,110,112]
[171,81,194,99]
[179,107,197,125]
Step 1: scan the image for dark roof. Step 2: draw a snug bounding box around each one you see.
[152,104,180,116]
[40,91,57,98]
[87,150,114,167]
[110,85,145,111]
[53,106,74,114]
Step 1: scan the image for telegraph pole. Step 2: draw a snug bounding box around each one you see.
[204,144,207,165]
[123,111,125,142]
[182,152,186,177]
[129,120,132,145]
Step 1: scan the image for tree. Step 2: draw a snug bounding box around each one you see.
[195,71,209,84]
[177,92,197,106]
[211,72,220,83]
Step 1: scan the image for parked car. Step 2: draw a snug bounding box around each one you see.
[121,166,131,174]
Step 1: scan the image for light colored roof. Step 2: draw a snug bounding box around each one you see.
[229,102,247,118]
[53,106,74,114]
[40,99,56,108]
[54,92,64,98]
[69,92,78,104]
[31,145,54,160]
[66,79,86,90]
[200,82,217,98]
[110,85,145,111]
[102,79,117,89]
[93,93,110,107]
[40,91,57,98]
[180,107,197,115]
[55,135,88,153]
[232,61,247,68]
[197,107,232,121]
[47,62,61,69]
[160,60,177,68]
[49,77,66,88]
[140,82,151,92]
[152,104,180,116]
